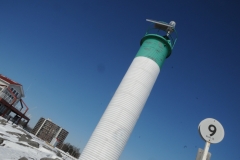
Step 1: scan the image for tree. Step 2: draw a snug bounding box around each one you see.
[58,142,81,159]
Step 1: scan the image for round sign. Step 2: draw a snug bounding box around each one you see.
[198,118,224,144]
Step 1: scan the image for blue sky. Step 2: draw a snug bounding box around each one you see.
[1,0,240,159]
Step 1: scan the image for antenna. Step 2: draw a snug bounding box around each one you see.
[146,19,176,36]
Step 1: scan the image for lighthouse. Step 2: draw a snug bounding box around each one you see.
[79,19,177,160]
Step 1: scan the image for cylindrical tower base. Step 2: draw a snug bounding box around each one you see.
[80,34,171,160]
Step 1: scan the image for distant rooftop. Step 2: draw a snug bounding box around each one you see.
[0,74,22,86]
[47,118,52,121]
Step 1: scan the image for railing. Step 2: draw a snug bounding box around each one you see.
[20,99,29,114]
[0,92,14,104]
[0,92,28,115]
[145,23,178,50]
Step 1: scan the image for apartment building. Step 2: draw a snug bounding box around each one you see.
[32,117,69,147]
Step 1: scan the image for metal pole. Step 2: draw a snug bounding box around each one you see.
[201,141,210,160]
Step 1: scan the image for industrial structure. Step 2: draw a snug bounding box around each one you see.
[0,74,29,126]
[79,19,177,160]
[32,117,69,147]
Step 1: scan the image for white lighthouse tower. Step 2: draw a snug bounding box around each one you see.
[79,19,177,160]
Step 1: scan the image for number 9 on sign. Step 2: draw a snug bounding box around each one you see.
[198,118,224,144]
[208,124,216,136]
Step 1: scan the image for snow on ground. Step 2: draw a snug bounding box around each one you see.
[0,117,77,160]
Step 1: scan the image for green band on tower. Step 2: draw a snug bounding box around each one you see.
[135,34,172,68]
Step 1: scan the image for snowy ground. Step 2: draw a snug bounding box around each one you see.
[0,117,77,160]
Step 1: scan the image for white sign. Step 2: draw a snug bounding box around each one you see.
[198,118,224,144]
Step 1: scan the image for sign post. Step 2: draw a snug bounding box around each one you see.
[196,148,211,160]
[198,118,224,160]
[201,141,210,160]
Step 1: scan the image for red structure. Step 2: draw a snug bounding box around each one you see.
[0,74,29,126]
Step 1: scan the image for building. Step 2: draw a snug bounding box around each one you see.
[0,74,29,126]
[32,117,69,147]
